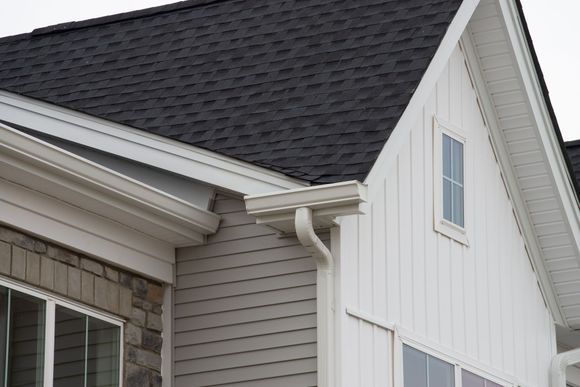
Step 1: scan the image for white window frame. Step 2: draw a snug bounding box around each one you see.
[433,117,469,245]
[0,275,124,387]
[401,341,515,387]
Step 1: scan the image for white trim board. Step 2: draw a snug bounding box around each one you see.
[0,90,308,195]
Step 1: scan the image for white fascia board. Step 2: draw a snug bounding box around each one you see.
[245,180,367,232]
[0,90,308,195]
[0,124,220,243]
[499,0,580,250]
[364,0,480,190]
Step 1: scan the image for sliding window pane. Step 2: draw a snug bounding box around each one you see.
[462,370,503,387]
[428,355,454,387]
[443,134,452,178]
[54,306,86,387]
[443,178,453,222]
[403,345,427,387]
[452,139,463,184]
[86,317,120,387]
[452,183,464,227]
[7,290,45,387]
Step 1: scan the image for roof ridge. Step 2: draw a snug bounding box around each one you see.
[9,0,228,39]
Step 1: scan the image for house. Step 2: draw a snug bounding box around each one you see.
[0,0,579,386]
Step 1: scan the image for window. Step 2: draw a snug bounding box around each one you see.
[434,118,468,245]
[462,370,502,387]
[403,345,454,387]
[403,344,510,387]
[0,281,121,387]
[442,133,464,227]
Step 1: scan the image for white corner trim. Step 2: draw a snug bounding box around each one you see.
[0,123,220,247]
[364,0,480,190]
[0,90,308,195]
[161,284,174,387]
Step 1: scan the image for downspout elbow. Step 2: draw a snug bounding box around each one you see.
[551,348,580,387]
[295,207,333,270]
[294,206,334,387]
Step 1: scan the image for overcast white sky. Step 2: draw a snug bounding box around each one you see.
[0,1,578,140]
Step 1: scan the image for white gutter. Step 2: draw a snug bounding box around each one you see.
[245,180,367,387]
[551,349,580,387]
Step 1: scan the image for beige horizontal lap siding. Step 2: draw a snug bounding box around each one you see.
[174,194,319,387]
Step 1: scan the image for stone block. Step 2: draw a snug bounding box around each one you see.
[119,272,132,288]
[0,228,35,250]
[80,258,104,276]
[81,271,95,305]
[25,252,41,285]
[94,276,109,310]
[131,307,146,327]
[146,284,164,305]
[47,245,79,266]
[0,241,10,275]
[125,363,149,387]
[150,372,162,387]
[142,329,162,353]
[127,346,161,371]
[125,322,142,346]
[146,312,162,332]
[105,266,119,282]
[11,246,26,280]
[133,298,152,311]
[54,261,68,295]
[40,256,54,290]
[68,266,81,300]
[107,280,120,314]
[132,277,148,299]
[119,287,132,318]
[34,241,47,254]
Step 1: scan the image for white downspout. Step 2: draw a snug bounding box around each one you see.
[295,207,334,387]
[551,348,580,387]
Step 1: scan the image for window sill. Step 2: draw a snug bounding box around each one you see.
[434,219,469,246]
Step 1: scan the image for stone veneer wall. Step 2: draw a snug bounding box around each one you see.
[0,225,164,387]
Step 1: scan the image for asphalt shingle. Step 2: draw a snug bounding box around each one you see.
[0,0,462,183]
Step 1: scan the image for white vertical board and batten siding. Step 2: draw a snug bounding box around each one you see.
[467,0,580,328]
[338,43,554,386]
[174,194,319,386]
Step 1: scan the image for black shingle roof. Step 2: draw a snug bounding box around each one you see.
[565,140,580,187]
[0,0,462,183]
